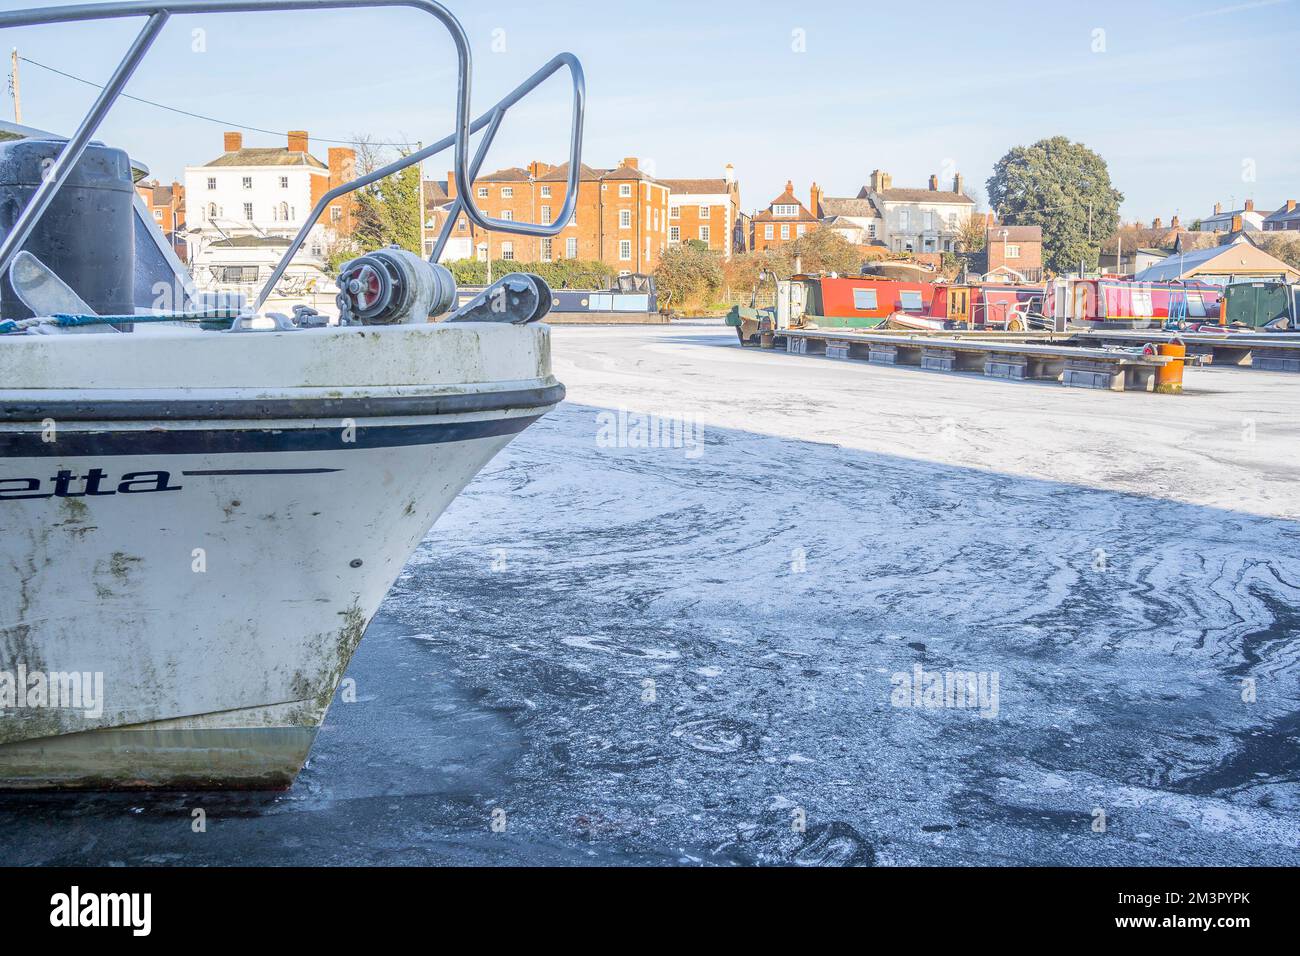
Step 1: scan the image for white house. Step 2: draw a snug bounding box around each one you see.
[859,169,975,253]
[184,130,354,298]
[811,189,884,246]
[1196,199,1270,233]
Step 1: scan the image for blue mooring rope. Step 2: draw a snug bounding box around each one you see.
[0,311,241,334]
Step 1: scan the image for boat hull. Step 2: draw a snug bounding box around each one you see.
[0,323,560,788]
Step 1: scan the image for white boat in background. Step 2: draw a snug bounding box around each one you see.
[0,0,585,788]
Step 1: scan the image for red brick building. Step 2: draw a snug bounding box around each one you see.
[135,178,187,260]
[985,224,1043,281]
[660,164,742,257]
[750,181,820,252]
[433,157,670,271]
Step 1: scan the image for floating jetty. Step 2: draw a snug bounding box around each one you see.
[776,328,1201,393]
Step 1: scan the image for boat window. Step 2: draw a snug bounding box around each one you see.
[899,290,923,311]
[1186,294,1206,317]
[853,288,878,310]
[1130,289,1153,316]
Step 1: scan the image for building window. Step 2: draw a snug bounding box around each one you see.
[541,204,552,222]
[458,219,467,230]
[501,209,513,221]
[541,238,552,261]
[566,237,577,258]
[477,186,489,198]
[502,186,514,198]
[619,183,632,197]
[330,206,342,222]
[1005,244,1021,259]
[899,210,910,231]
[797,224,806,236]
[780,224,790,240]
[764,224,774,240]
[279,176,289,189]
[243,202,253,220]
[619,239,632,260]
[501,241,514,261]
[153,209,162,220]
[206,177,216,190]
[207,203,218,220]
[699,225,710,243]
[540,185,552,198]
[619,209,632,228]
[670,226,680,242]
[699,206,710,219]
[242,177,252,190]
[867,224,877,238]
[924,211,934,230]
[670,206,680,219]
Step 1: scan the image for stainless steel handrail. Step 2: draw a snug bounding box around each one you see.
[258,51,582,309]
[0,0,585,311]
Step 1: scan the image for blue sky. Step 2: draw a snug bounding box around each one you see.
[2,0,1297,222]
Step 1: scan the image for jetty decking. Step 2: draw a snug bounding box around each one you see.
[777,328,1198,392]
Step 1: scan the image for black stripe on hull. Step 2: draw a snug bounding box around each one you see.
[0,384,565,423]
[1,414,542,458]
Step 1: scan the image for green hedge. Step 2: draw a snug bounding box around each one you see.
[443,258,616,289]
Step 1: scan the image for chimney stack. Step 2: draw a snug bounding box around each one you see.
[287,130,309,153]
[1231,214,1243,232]
[869,169,887,193]
[1214,202,1222,215]
[724,163,735,186]
[223,131,243,152]
[810,182,822,216]
[1244,198,1255,212]
[327,147,355,188]
[446,169,457,200]
[622,156,639,170]
[928,175,939,191]
[1287,199,1297,213]
[953,173,964,195]
[1153,217,1162,229]
[1171,215,1181,229]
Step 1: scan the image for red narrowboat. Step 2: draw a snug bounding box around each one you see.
[1043,278,1224,329]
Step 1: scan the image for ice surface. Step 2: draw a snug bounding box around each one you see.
[3,324,1296,866]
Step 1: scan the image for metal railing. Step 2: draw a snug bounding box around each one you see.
[0,0,585,312]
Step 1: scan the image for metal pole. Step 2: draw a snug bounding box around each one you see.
[0,13,168,279]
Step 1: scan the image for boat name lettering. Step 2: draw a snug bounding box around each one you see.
[0,469,181,500]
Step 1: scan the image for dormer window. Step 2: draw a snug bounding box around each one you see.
[772,203,798,217]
